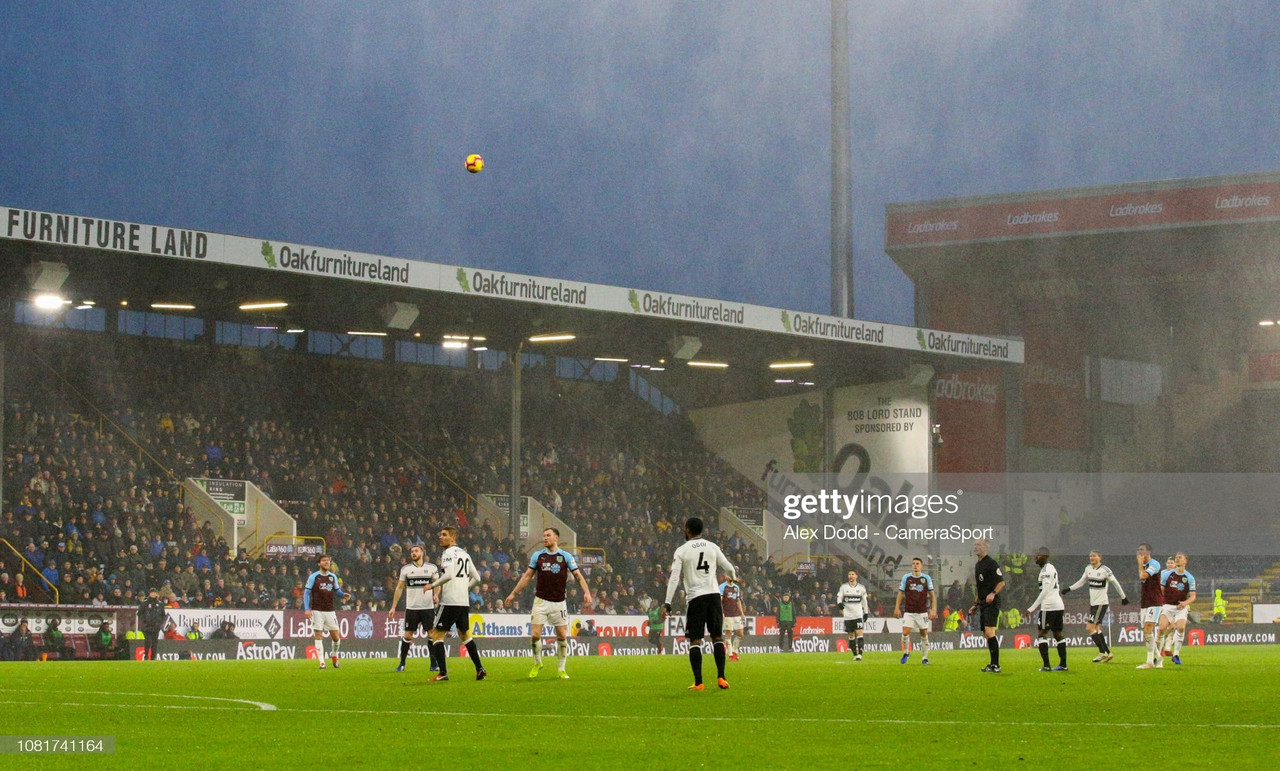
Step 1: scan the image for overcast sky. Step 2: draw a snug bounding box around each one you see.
[3,1,1279,326]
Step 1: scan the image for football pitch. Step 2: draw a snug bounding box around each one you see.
[2,646,1277,768]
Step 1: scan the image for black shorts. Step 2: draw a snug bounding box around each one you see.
[978,603,1001,629]
[405,608,435,635]
[843,618,865,634]
[1088,605,1109,626]
[433,605,469,635]
[685,593,724,641]
[1037,610,1065,634]
[648,628,661,644]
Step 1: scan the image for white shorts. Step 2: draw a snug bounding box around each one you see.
[310,610,339,633]
[724,615,746,633]
[1160,605,1189,624]
[531,597,569,628]
[902,612,931,632]
[1140,606,1162,626]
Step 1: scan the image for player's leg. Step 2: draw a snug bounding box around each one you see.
[528,622,545,677]
[982,604,1001,671]
[919,630,931,664]
[707,601,727,688]
[1172,617,1187,663]
[900,626,912,663]
[429,614,450,679]
[329,628,341,666]
[1036,614,1052,670]
[1138,610,1157,668]
[313,626,325,668]
[686,597,709,688]
[460,630,485,677]
[553,623,570,677]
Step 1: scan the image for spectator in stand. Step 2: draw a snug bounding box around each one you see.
[186,621,204,640]
[162,621,184,640]
[10,619,37,661]
[44,618,73,660]
[13,572,29,602]
[90,622,118,659]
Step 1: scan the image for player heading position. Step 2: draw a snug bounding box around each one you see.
[663,517,736,691]
[505,527,593,679]
[834,570,870,660]
[1026,547,1067,671]
[1061,550,1128,662]
[1135,543,1165,669]
[427,527,486,681]
[971,538,1005,673]
[894,557,936,665]
[1157,552,1197,665]
[720,576,747,661]
[305,553,353,670]
[388,544,440,672]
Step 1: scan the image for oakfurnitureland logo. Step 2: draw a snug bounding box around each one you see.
[633,291,744,324]
[264,241,410,284]
[463,270,587,305]
[920,331,1011,360]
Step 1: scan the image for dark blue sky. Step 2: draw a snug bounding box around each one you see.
[4,1,1279,325]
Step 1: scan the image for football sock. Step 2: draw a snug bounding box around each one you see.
[432,641,448,676]
[987,636,1000,665]
[849,638,857,656]
[427,640,440,670]
[900,635,910,655]
[399,639,411,665]
[689,645,704,685]
[1091,632,1106,653]
[920,638,931,659]
[314,637,325,660]
[1038,637,1050,667]
[1057,641,1067,667]
[856,637,865,656]
[531,638,542,666]
[1144,631,1156,664]
[556,639,567,671]
[464,639,483,671]
[713,641,726,678]
[331,638,341,658]
[1173,630,1184,656]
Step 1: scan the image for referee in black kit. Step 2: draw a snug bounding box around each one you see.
[970,538,1005,673]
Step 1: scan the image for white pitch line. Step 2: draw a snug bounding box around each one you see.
[0,688,276,711]
[3,694,1276,731]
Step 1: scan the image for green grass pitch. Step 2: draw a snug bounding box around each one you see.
[1,646,1276,768]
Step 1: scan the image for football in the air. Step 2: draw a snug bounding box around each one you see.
[465,154,484,173]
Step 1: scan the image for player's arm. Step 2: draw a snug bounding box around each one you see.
[504,568,536,606]
[467,561,482,589]
[1138,555,1152,580]
[893,589,904,617]
[303,572,316,615]
[1106,570,1128,603]
[715,547,736,583]
[1027,578,1051,614]
[387,578,406,619]
[862,593,871,619]
[571,568,592,607]
[928,589,938,619]
[1181,574,1197,609]
[1065,569,1088,593]
[662,554,682,618]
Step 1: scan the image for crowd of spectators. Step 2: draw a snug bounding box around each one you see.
[2,331,858,620]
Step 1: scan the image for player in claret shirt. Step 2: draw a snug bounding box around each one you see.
[894,558,936,665]
[1135,543,1165,670]
[1157,553,1197,666]
[305,554,354,670]
[505,527,593,679]
[719,577,748,661]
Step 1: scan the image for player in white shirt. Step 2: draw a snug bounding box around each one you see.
[662,517,736,691]
[387,544,440,672]
[1060,551,1128,663]
[1026,547,1068,671]
[426,527,486,681]
[834,570,870,661]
